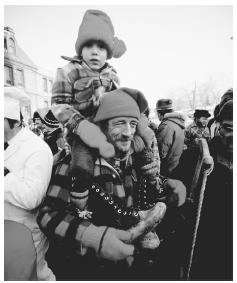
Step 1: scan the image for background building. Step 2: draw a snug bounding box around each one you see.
[4,26,54,120]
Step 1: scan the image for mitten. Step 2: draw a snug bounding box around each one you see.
[136,114,155,149]
[136,147,159,183]
[128,202,166,242]
[51,103,79,125]
[133,135,145,153]
[138,231,160,250]
[163,178,187,207]
[76,120,115,158]
[80,224,134,261]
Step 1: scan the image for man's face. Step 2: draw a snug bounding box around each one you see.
[196,116,208,127]
[157,111,163,121]
[105,117,138,155]
[81,40,108,71]
[34,118,43,127]
[218,119,233,152]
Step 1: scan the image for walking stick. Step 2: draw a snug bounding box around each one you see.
[185,139,214,280]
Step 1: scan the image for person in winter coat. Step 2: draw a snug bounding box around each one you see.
[190,99,233,280]
[155,99,185,177]
[37,88,186,280]
[184,109,211,148]
[4,87,55,280]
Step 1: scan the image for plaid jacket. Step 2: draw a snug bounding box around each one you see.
[51,57,119,109]
[37,144,162,256]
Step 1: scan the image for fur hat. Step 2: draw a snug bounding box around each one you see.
[93,87,148,122]
[194,109,211,119]
[75,9,126,59]
[156,99,173,111]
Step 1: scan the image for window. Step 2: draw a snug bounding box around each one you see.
[42,78,48,92]
[16,69,24,87]
[4,65,14,85]
[8,38,16,54]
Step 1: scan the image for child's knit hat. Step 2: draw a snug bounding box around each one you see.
[75,9,126,59]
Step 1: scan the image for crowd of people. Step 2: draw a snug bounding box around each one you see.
[4,9,233,281]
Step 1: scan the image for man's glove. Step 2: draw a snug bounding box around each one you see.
[81,224,134,261]
[163,178,187,207]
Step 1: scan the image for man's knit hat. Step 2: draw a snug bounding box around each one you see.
[156,99,173,111]
[75,9,126,59]
[93,87,148,122]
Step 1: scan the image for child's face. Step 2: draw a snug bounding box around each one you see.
[81,40,108,71]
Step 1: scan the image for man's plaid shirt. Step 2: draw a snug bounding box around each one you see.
[37,138,161,256]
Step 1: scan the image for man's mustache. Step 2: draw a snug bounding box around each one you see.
[116,136,133,142]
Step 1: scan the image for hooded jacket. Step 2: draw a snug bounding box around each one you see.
[155,112,185,176]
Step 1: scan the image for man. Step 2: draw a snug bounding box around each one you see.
[37,88,186,280]
[184,109,211,148]
[4,87,55,280]
[155,99,185,176]
[190,100,233,280]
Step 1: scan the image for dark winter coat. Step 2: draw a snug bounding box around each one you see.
[155,112,185,176]
[190,136,233,280]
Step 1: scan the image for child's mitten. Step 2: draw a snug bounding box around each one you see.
[51,103,79,125]
[76,120,115,158]
[136,114,155,149]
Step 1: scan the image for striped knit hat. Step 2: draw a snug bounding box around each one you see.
[75,10,126,59]
[33,108,59,129]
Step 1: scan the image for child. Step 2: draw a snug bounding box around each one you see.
[51,10,161,249]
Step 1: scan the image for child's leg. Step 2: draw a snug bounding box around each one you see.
[70,135,95,211]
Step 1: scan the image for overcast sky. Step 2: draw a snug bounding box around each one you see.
[4,4,233,108]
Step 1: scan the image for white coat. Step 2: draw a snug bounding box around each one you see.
[4,127,55,281]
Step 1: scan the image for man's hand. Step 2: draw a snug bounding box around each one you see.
[163,178,187,207]
[81,224,134,261]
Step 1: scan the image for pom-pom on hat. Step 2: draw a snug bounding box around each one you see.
[194,109,211,119]
[75,9,126,59]
[93,87,148,123]
[4,86,30,120]
[156,99,173,111]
